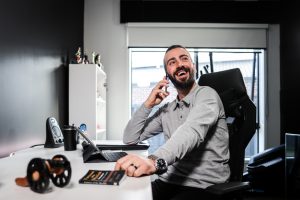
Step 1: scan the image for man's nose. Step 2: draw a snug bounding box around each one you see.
[177,60,184,68]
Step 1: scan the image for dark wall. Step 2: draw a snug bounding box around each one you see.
[280,1,300,139]
[0,0,84,157]
[121,0,280,24]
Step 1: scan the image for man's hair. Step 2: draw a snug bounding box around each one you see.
[165,44,186,54]
[164,45,187,68]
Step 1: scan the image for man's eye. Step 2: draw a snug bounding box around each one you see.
[169,61,175,66]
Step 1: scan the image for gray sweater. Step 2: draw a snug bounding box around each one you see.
[123,85,230,189]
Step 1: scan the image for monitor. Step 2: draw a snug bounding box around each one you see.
[285,133,300,199]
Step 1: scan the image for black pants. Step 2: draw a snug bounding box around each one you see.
[151,179,212,200]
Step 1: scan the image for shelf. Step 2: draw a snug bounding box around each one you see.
[97,97,106,103]
[97,128,106,134]
[69,64,106,140]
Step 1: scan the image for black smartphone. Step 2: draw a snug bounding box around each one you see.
[165,74,169,92]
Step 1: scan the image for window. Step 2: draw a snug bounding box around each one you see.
[130,47,264,157]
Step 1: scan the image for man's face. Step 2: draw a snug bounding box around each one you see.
[164,47,195,90]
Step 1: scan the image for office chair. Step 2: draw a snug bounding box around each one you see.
[245,144,285,196]
[198,68,257,200]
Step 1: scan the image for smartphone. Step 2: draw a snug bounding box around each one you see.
[165,74,169,92]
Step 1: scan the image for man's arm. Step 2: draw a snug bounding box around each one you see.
[123,77,169,144]
[115,78,169,176]
[122,104,161,144]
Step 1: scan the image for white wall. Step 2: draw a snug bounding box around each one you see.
[84,0,129,139]
[127,23,268,48]
[84,0,280,149]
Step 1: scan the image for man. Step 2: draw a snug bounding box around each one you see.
[115,45,230,200]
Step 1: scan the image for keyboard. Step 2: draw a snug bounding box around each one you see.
[82,141,128,163]
[102,151,128,162]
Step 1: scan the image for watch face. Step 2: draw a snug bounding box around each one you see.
[155,158,168,175]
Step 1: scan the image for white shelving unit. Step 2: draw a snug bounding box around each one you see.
[69,64,106,140]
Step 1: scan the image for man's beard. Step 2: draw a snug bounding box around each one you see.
[167,66,195,90]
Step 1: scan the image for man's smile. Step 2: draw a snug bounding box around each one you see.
[174,68,190,81]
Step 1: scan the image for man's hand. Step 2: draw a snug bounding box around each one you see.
[114,154,156,177]
[144,77,169,109]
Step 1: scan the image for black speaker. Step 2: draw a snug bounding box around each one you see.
[44,117,64,148]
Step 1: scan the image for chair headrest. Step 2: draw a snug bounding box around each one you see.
[198,68,247,98]
[198,68,249,117]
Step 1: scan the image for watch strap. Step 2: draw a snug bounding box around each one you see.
[147,154,159,161]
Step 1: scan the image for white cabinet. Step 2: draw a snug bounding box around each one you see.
[69,64,106,140]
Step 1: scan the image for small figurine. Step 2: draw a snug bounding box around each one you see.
[94,54,101,66]
[75,47,82,64]
[83,54,89,64]
[91,52,96,64]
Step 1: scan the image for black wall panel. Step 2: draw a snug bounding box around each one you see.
[280,1,300,140]
[0,0,84,157]
[121,0,280,24]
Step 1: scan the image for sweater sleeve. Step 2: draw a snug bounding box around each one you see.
[123,104,166,144]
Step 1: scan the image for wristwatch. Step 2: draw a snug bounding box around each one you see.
[148,155,168,175]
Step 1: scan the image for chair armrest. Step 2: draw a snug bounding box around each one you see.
[206,181,250,196]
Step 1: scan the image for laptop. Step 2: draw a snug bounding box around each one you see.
[95,140,150,151]
[75,127,128,163]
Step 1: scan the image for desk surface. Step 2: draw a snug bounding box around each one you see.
[0,145,152,200]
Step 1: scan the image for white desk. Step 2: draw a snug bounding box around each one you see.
[0,145,152,200]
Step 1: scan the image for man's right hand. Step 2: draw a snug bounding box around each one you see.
[114,154,156,177]
[144,77,169,109]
